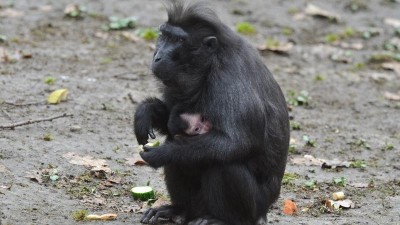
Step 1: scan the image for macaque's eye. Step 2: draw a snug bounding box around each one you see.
[158,32,166,40]
[170,36,184,43]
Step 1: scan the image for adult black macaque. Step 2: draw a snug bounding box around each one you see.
[134,1,289,225]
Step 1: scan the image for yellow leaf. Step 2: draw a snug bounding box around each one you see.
[47,89,68,104]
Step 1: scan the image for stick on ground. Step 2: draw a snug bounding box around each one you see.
[0,113,73,129]
[2,100,46,107]
[127,93,137,104]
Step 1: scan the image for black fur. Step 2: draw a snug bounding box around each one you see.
[134,1,289,224]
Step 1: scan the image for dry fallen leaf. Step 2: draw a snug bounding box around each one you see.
[325,199,333,210]
[100,180,114,187]
[258,42,294,54]
[370,72,394,82]
[81,197,106,207]
[0,184,11,190]
[289,138,297,144]
[305,4,340,21]
[0,47,7,62]
[283,199,298,215]
[0,8,24,17]
[107,175,122,184]
[121,204,141,213]
[290,155,325,166]
[338,199,355,208]
[0,164,9,173]
[348,182,373,188]
[322,159,351,169]
[337,42,363,50]
[125,154,148,166]
[25,170,43,183]
[0,47,19,63]
[94,31,109,40]
[91,164,112,174]
[384,18,400,28]
[382,62,400,75]
[20,50,32,59]
[325,199,355,210]
[39,5,53,12]
[384,91,400,101]
[330,52,352,64]
[121,31,140,42]
[292,13,306,21]
[63,152,112,173]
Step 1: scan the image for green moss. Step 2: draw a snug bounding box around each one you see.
[343,27,356,37]
[43,134,54,141]
[288,144,298,154]
[347,0,368,12]
[333,177,346,186]
[100,57,113,65]
[368,53,394,64]
[382,143,394,151]
[350,160,367,168]
[282,172,299,185]
[265,38,280,48]
[138,28,159,41]
[0,35,7,42]
[287,90,310,106]
[304,179,316,189]
[325,27,357,43]
[290,120,301,130]
[287,7,299,15]
[236,22,256,35]
[71,209,88,221]
[352,62,366,70]
[325,33,339,43]
[282,27,294,36]
[44,76,56,85]
[303,135,316,147]
[314,74,325,81]
[107,16,137,30]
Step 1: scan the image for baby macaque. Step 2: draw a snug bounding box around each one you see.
[179,113,212,135]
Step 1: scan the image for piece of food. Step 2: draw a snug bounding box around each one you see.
[283,199,298,215]
[47,89,68,104]
[139,141,160,150]
[131,186,155,201]
[146,141,160,147]
[332,191,345,200]
[85,213,117,221]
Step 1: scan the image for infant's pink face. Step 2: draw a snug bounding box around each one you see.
[180,113,212,135]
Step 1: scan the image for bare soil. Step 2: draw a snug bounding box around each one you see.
[1,0,399,224]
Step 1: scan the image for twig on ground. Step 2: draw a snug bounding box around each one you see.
[127,93,137,104]
[113,72,138,81]
[2,100,46,107]
[0,113,73,129]
[1,109,13,121]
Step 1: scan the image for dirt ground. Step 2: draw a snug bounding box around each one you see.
[1,0,400,224]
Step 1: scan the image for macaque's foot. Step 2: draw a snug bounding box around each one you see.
[187,217,227,225]
[140,205,180,224]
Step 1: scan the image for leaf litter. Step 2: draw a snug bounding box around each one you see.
[304,4,340,22]
[63,152,112,173]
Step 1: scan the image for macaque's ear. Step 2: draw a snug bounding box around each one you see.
[202,36,218,51]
